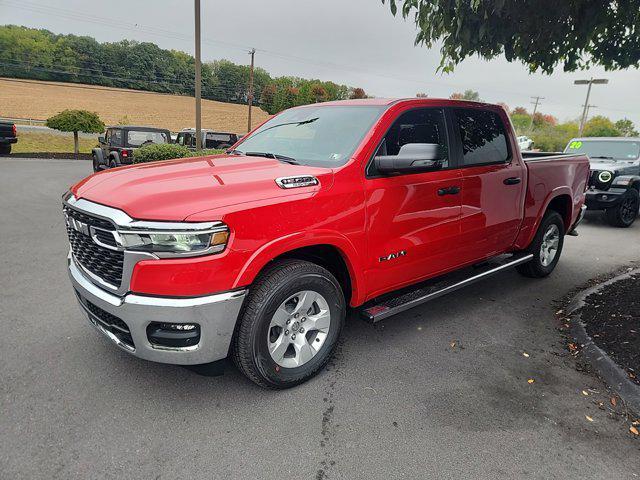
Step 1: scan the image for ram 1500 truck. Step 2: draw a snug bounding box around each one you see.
[63,99,590,389]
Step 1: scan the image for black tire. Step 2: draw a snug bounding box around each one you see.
[0,144,11,155]
[604,189,639,228]
[231,259,346,389]
[92,154,100,172]
[516,210,565,278]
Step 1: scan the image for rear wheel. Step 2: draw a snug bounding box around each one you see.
[231,259,345,389]
[605,189,639,227]
[516,210,565,278]
[0,144,11,155]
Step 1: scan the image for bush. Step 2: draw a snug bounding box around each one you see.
[133,143,224,163]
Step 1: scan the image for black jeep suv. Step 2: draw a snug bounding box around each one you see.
[565,137,640,227]
[92,125,172,171]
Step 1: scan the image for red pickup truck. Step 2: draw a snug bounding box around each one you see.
[63,99,589,388]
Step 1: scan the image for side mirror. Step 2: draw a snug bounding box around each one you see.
[375,143,444,175]
[98,136,106,144]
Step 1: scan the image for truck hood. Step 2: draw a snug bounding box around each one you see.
[72,155,333,221]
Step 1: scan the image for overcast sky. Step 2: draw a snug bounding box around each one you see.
[3,0,639,125]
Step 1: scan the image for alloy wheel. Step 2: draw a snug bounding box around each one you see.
[267,290,331,368]
[540,224,560,267]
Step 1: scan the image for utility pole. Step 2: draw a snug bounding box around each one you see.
[247,48,256,133]
[194,0,202,151]
[529,96,544,130]
[575,77,608,136]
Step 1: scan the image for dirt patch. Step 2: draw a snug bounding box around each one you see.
[580,274,640,385]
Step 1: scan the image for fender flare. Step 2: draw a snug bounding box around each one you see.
[232,230,366,306]
[611,175,640,191]
[515,186,574,250]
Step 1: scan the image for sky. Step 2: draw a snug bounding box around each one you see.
[2,0,639,126]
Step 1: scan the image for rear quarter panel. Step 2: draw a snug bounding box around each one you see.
[514,155,589,250]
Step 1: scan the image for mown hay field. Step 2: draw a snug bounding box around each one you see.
[0,77,270,133]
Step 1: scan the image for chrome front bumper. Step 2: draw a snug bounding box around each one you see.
[68,253,246,365]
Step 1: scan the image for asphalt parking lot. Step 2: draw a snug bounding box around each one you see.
[1,158,639,479]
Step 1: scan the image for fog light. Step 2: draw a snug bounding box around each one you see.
[601,195,608,201]
[147,322,201,348]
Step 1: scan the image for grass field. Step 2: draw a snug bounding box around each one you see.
[13,132,97,154]
[0,77,270,133]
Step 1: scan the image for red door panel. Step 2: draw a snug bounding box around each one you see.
[364,168,463,299]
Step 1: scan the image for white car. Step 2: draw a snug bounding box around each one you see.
[518,135,534,151]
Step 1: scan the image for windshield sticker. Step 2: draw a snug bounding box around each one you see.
[568,141,582,149]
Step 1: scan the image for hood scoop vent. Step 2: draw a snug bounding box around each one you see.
[275,175,320,189]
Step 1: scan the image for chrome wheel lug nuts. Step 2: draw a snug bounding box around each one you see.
[294,313,299,319]
[284,330,289,335]
[286,319,290,325]
[291,334,296,340]
[301,317,306,322]
[299,328,304,333]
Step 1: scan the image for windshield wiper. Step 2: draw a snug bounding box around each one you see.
[245,151,300,165]
[590,156,615,159]
[226,149,244,155]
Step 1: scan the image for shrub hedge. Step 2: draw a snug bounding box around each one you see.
[133,144,224,163]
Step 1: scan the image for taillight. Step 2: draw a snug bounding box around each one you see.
[12,124,17,137]
[121,149,128,157]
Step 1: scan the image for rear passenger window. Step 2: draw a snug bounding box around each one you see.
[455,109,509,166]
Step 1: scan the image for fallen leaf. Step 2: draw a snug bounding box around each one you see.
[556,309,564,315]
[610,397,617,407]
[585,415,594,422]
[527,379,535,384]
[582,390,589,396]
[523,352,530,358]
[630,426,639,436]
[450,341,456,348]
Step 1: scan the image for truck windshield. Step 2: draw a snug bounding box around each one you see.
[565,140,640,160]
[235,105,385,167]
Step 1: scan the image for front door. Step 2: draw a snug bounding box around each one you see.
[364,107,463,299]
[451,107,526,262]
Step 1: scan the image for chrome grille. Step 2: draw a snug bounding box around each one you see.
[64,205,124,287]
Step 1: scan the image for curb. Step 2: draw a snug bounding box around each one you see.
[567,268,640,416]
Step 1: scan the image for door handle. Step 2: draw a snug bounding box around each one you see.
[437,186,461,196]
[503,177,521,185]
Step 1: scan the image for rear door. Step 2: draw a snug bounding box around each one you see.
[452,107,526,262]
[364,107,463,298]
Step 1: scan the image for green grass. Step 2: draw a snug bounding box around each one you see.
[13,132,97,154]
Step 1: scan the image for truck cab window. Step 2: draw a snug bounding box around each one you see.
[110,129,122,147]
[455,109,509,166]
[369,108,449,176]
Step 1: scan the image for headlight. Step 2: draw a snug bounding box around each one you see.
[598,171,613,183]
[118,224,229,257]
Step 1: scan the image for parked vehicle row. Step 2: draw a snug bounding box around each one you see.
[91,125,241,171]
[63,98,590,388]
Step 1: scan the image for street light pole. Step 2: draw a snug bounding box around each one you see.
[247,48,256,133]
[575,77,608,136]
[194,0,202,151]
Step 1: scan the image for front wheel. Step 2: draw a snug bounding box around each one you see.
[231,260,345,389]
[604,189,639,228]
[516,210,565,278]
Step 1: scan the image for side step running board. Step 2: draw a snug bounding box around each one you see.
[361,253,533,323]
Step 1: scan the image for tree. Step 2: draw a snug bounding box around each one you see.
[349,87,367,99]
[46,110,104,157]
[450,90,481,101]
[513,106,529,116]
[615,119,639,137]
[381,0,640,73]
[311,83,328,103]
[583,116,621,137]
